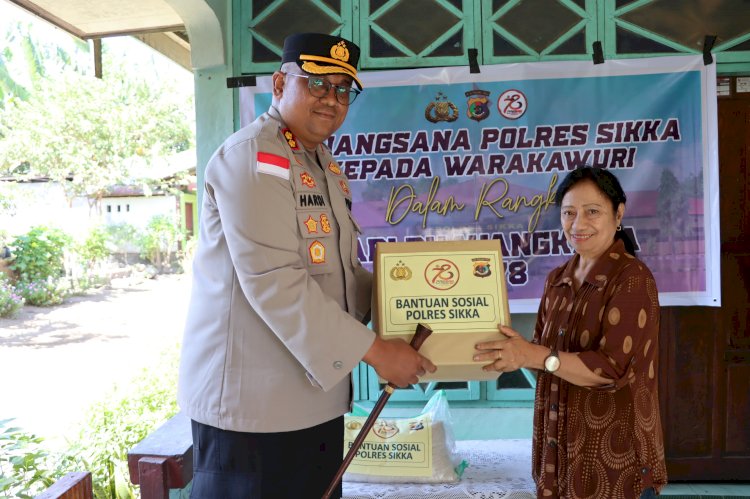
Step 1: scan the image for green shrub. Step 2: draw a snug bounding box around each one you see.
[137,215,182,271]
[14,278,68,306]
[0,277,24,317]
[68,274,109,296]
[67,226,116,295]
[9,226,71,283]
[77,226,112,269]
[0,419,57,498]
[62,345,180,498]
[0,345,180,499]
[105,223,138,250]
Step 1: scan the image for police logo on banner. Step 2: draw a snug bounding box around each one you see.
[465,89,490,121]
[425,92,458,123]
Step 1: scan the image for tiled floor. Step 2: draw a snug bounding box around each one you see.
[661,482,750,498]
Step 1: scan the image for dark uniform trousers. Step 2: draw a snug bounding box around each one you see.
[190,416,344,499]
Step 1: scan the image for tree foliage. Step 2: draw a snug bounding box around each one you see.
[1,19,90,107]
[0,16,194,211]
[0,65,194,207]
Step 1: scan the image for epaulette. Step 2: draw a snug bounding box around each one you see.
[281,127,300,151]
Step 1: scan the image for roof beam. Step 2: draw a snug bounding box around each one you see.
[133,32,192,71]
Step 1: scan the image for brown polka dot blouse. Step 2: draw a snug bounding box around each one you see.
[531,239,667,498]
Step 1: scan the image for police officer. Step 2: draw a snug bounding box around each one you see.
[178,32,436,498]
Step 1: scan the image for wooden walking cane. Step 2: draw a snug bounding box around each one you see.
[321,323,433,499]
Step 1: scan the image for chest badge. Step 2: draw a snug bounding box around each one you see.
[328,162,342,175]
[309,240,326,264]
[339,180,350,196]
[304,215,318,234]
[300,171,316,188]
[320,214,332,233]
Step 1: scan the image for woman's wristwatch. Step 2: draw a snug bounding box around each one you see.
[544,349,560,373]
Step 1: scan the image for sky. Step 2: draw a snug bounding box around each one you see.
[0,0,194,99]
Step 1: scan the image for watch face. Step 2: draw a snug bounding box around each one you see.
[545,354,560,373]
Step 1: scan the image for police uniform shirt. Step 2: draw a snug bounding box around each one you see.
[178,106,374,433]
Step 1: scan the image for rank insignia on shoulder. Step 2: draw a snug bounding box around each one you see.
[282,128,299,150]
[309,240,326,264]
[303,215,318,234]
[300,171,316,188]
[257,152,290,180]
[339,179,350,196]
[327,162,341,175]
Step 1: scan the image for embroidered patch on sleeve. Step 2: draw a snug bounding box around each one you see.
[257,152,290,180]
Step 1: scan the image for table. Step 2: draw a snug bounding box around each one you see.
[343,439,535,498]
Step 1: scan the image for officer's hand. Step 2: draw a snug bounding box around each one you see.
[363,336,437,388]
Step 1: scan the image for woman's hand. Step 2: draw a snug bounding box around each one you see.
[475,326,615,387]
[474,325,538,373]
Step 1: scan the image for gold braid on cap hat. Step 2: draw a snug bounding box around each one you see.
[299,55,357,75]
[298,40,362,88]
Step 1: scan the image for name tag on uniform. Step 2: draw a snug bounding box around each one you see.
[299,193,326,207]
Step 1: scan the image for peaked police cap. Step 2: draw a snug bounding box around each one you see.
[281,33,363,90]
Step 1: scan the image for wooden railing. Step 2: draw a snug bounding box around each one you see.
[34,471,93,499]
[127,412,193,499]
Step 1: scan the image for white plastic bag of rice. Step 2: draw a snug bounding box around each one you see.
[343,390,467,483]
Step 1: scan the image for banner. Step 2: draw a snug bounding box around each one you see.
[240,55,720,312]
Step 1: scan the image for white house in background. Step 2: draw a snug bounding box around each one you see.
[103,194,178,228]
[0,149,197,252]
[0,180,93,241]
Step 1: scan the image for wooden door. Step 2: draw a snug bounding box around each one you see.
[659,77,750,480]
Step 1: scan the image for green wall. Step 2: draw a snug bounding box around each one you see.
[190,0,750,439]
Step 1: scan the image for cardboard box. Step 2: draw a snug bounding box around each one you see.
[373,240,510,381]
